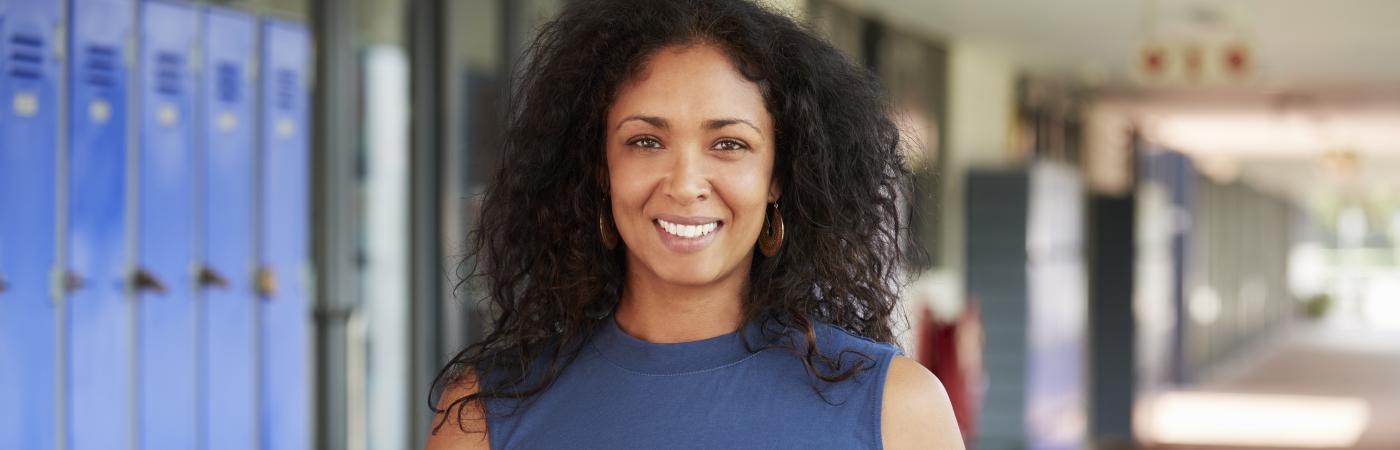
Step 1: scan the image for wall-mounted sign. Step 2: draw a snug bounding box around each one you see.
[1135,39,1254,84]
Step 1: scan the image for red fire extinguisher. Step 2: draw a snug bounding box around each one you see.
[917,302,984,445]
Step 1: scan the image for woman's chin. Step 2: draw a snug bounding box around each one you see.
[643,260,729,287]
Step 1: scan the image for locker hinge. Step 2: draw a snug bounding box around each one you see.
[53,23,66,60]
[189,42,202,74]
[124,32,137,67]
[49,267,64,300]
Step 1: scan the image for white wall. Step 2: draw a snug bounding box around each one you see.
[932,40,1019,312]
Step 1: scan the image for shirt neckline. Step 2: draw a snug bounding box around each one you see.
[590,311,776,375]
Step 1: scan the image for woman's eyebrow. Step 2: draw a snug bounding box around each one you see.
[616,114,669,131]
[614,115,761,136]
[704,118,762,136]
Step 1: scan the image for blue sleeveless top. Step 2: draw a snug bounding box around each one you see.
[482,313,903,449]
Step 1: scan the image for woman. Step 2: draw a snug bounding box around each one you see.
[427,0,963,448]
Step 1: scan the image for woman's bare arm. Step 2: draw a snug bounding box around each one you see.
[881,356,967,450]
[425,370,491,450]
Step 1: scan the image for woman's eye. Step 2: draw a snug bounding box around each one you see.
[713,139,749,151]
[628,137,662,149]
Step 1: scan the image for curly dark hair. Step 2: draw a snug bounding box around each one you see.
[431,0,929,433]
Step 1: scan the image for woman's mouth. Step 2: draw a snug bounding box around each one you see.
[656,219,719,238]
[653,217,722,253]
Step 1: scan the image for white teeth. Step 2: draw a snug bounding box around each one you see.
[657,219,719,239]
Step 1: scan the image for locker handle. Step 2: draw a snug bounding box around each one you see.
[64,271,86,293]
[0,273,9,294]
[132,268,168,295]
[256,267,278,299]
[198,266,229,289]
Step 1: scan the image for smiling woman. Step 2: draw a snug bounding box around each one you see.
[426,0,962,449]
[607,44,778,291]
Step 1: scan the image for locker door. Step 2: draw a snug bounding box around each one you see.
[0,1,61,449]
[67,0,133,449]
[201,8,256,450]
[259,19,310,450]
[136,1,196,449]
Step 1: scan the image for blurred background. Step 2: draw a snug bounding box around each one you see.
[2,0,1398,449]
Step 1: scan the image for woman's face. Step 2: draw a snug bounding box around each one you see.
[605,43,778,288]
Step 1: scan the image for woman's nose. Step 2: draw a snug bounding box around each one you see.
[662,147,711,205]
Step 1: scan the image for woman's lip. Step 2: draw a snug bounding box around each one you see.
[653,213,723,226]
[653,220,721,253]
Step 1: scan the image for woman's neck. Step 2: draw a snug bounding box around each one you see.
[614,262,748,344]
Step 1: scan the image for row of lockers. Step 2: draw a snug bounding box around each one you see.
[0,1,310,449]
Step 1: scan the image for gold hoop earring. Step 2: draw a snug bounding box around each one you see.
[758,202,784,257]
[599,208,620,250]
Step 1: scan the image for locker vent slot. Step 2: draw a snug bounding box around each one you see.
[275,69,296,110]
[155,51,183,96]
[216,62,240,103]
[84,44,120,88]
[8,32,45,80]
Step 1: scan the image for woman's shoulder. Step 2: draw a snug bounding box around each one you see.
[807,319,903,360]
[426,370,491,450]
[881,355,966,449]
[756,318,904,396]
[803,320,965,448]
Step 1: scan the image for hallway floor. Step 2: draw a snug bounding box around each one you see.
[1141,321,1400,450]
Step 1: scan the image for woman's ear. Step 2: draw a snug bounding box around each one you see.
[596,159,611,196]
[768,181,782,204]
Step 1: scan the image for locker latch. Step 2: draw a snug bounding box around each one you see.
[197,265,229,289]
[0,274,9,294]
[256,267,278,299]
[131,268,167,295]
[63,271,85,293]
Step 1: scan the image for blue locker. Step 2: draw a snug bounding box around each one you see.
[0,0,61,449]
[260,19,310,450]
[136,1,196,449]
[201,8,257,450]
[67,0,133,449]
